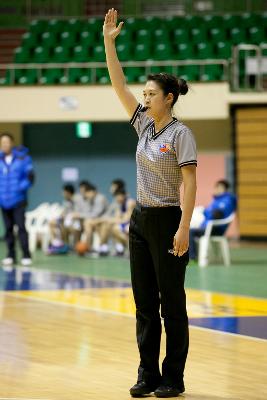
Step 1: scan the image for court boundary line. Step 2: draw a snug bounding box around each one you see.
[5,291,267,343]
[3,264,267,301]
[0,398,53,400]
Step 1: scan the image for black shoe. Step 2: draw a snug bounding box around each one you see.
[130,381,157,397]
[154,384,185,398]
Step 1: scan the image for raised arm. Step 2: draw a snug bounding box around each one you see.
[103,8,138,117]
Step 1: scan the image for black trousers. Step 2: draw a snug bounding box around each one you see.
[129,204,189,388]
[1,204,31,259]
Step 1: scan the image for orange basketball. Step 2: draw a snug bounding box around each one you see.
[75,241,89,256]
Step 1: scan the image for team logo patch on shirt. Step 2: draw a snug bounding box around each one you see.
[159,143,171,153]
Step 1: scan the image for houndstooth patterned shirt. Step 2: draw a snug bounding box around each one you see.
[130,103,197,207]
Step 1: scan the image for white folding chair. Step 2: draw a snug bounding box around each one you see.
[198,213,235,268]
[26,203,63,253]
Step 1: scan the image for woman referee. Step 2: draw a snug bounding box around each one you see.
[103,9,197,398]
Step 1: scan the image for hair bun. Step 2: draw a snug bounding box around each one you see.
[178,78,188,95]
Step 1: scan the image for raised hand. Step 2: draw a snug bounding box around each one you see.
[103,8,124,40]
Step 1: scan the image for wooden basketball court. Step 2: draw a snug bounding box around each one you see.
[0,263,266,400]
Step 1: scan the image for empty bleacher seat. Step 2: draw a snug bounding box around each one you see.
[9,12,266,85]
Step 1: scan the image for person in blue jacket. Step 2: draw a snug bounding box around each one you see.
[189,179,237,260]
[0,133,34,266]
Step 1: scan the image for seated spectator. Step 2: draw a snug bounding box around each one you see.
[49,184,76,245]
[85,188,135,256]
[110,178,126,196]
[63,180,90,244]
[189,179,237,261]
[83,184,109,247]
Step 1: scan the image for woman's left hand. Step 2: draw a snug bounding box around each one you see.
[173,226,189,257]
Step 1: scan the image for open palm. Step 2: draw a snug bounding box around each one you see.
[103,8,123,40]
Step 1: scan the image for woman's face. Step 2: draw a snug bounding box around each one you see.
[143,80,172,119]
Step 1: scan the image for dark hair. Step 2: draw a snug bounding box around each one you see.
[114,188,127,196]
[85,183,96,192]
[147,73,188,107]
[63,184,75,195]
[79,180,90,188]
[111,179,126,190]
[216,179,230,190]
[0,132,14,141]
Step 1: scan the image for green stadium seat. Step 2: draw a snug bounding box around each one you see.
[148,66,175,75]
[40,68,63,84]
[153,28,170,42]
[51,46,70,63]
[240,13,261,28]
[162,65,176,74]
[216,42,232,59]
[116,44,131,62]
[92,45,105,62]
[17,69,38,85]
[86,18,103,33]
[33,46,50,63]
[209,28,226,43]
[21,32,38,50]
[148,66,161,74]
[248,27,265,44]
[202,15,223,29]
[47,19,67,34]
[14,47,30,63]
[136,29,151,45]
[80,69,93,84]
[179,65,199,81]
[143,16,162,30]
[124,67,143,83]
[117,29,132,45]
[152,43,173,61]
[2,69,13,85]
[67,18,83,33]
[196,42,214,59]
[176,43,194,59]
[96,68,110,84]
[200,64,224,81]
[191,28,207,43]
[67,68,83,84]
[59,31,76,48]
[125,17,143,32]
[73,45,89,62]
[80,31,95,47]
[41,32,57,48]
[222,14,241,29]
[10,68,23,83]
[184,15,203,27]
[261,12,267,26]
[229,28,247,45]
[134,43,151,61]
[137,69,147,83]
[173,29,189,43]
[165,16,186,30]
[29,19,48,35]
[0,76,9,85]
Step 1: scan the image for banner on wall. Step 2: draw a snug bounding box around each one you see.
[61,167,79,182]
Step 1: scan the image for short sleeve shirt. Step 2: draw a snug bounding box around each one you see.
[130,103,197,207]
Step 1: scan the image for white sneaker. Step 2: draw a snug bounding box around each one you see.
[21,258,32,266]
[1,257,14,266]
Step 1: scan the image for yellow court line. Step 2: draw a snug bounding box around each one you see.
[5,290,267,344]
[4,287,267,319]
